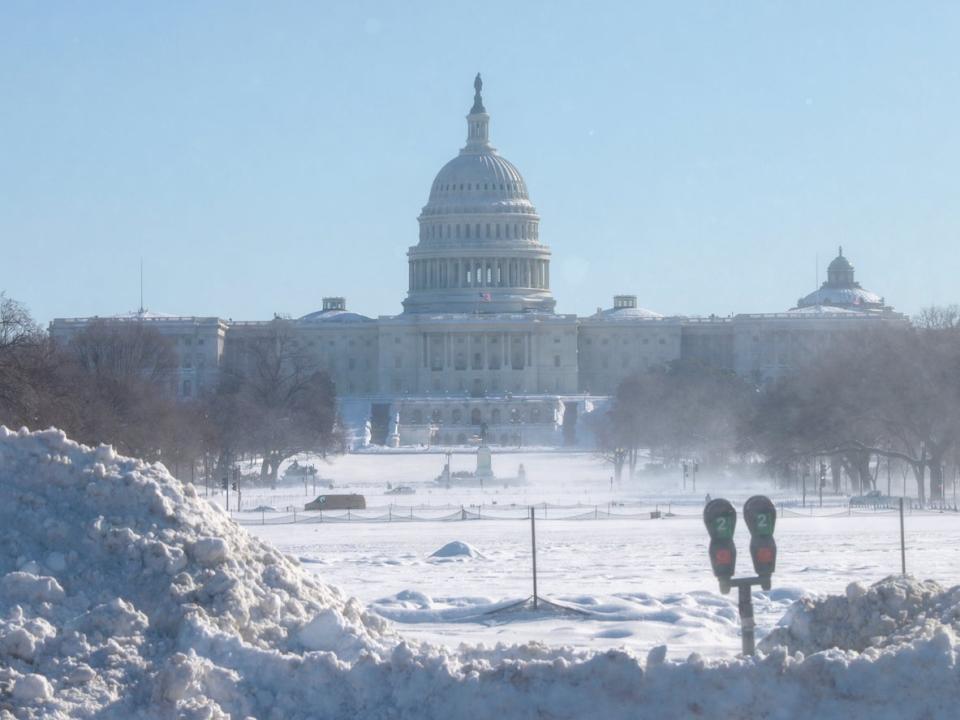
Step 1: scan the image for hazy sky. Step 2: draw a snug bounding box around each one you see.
[2,2,958,325]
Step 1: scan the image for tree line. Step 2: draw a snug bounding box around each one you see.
[0,293,342,486]
[600,307,960,503]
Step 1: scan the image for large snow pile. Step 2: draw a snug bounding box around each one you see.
[2,427,960,719]
[760,576,958,654]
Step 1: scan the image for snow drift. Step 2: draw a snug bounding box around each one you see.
[429,541,484,560]
[1,427,959,719]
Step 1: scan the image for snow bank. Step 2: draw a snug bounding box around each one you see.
[2,427,959,719]
[760,576,957,654]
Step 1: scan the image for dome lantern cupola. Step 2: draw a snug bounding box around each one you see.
[465,73,491,151]
[826,246,855,287]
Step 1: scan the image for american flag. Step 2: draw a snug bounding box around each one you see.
[479,292,492,302]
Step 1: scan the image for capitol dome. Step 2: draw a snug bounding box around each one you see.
[403,75,554,315]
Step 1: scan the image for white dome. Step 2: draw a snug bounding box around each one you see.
[424,153,533,212]
[796,286,883,310]
[593,306,664,320]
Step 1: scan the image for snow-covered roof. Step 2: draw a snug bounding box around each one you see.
[589,306,664,321]
[795,286,884,311]
[786,304,863,315]
[298,309,374,324]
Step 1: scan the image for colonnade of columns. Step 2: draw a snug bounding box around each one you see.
[420,331,534,371]
[409,257,549,292]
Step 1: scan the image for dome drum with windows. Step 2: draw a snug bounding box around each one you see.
[403,75,554,315]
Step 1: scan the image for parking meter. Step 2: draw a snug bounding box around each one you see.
[703,499,737,592]
[743,495,777,589]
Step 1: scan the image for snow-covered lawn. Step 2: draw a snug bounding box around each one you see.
[237,451,959,659]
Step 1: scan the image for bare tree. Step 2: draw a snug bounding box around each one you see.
[604,360,756,479]
[58,320,180,460]
[746,321,960,503]
[916,304,960,330]
[213,320,341,487]
[0,294,76,430]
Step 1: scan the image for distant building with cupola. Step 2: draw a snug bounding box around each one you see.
[50,76,907,447]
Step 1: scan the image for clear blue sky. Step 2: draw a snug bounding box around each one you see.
[2,1,958,325]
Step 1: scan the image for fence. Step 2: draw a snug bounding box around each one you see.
[230,500,960,526]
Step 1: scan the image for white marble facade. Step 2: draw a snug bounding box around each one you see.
[49,77,907,447]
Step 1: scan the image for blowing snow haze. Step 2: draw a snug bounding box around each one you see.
[1,3,960,719]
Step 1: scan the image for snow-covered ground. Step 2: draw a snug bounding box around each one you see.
[4,430,959,719]
[221,451,960,659]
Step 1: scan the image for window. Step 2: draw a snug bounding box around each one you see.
[182,380,192,397]
[348,358,356,370]
[470,408,482,425]
[472,352,483,370]
[395,356,402,369]
[412,409,423,424]
[554,355,561,367]
[491,408,501,424]
[452,408,462,423]
[431,409,442,423]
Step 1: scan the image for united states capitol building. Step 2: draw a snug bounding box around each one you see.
[51,76,906,447]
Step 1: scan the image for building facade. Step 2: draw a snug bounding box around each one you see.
[50,76,907,447]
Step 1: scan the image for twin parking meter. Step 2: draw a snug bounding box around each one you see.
[704,499,737,592]
[703,495,778,655]
[743,495,777,589]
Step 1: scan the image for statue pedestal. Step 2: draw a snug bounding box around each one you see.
[476,445,494,478]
